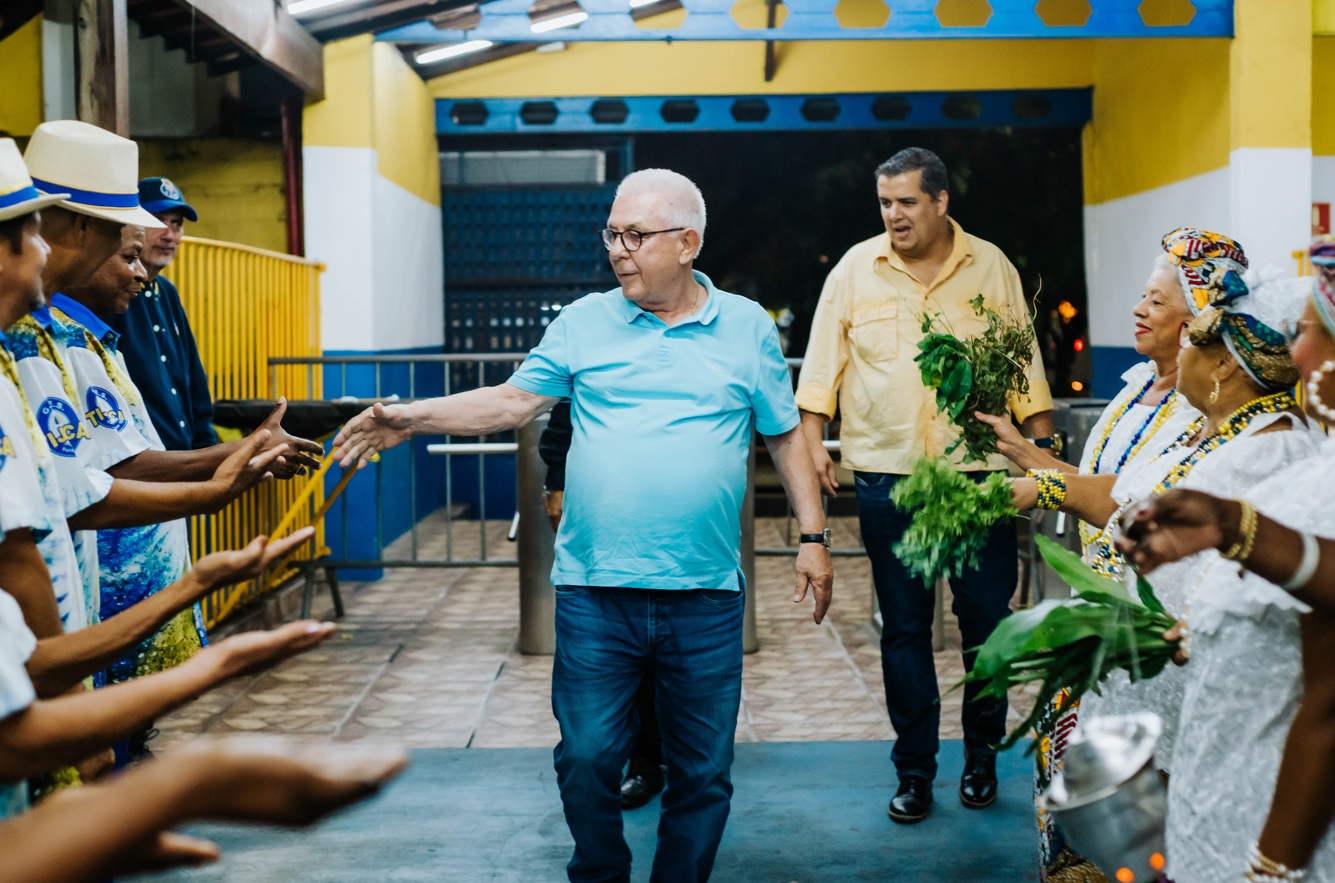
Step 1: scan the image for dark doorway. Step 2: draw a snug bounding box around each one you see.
[634,127,1089,395]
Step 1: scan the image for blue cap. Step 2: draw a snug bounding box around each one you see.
[138,177,198,222]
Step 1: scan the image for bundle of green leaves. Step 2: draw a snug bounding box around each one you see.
[890,456,1018,587]
[964,536,1181,753]
[915,294,1036,464]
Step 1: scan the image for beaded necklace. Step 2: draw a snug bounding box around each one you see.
[1087,375,1154,475]
[1085,390,1296,580]
[1079,376,1178,551]
[1150,390,1296,495]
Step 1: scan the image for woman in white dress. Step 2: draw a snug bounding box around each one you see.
[981,227,1228,882]
[1009,267,1320,778]
[1118,239,1335,883]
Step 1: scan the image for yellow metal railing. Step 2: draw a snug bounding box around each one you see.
[1296,250,1314,277]
[171,236,329,628]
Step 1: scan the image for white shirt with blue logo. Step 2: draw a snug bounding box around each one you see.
[0,372,52,547]
[52,298,200,680]
[0,349,90,633]
[0,588,37,819]
[9,312,116,630]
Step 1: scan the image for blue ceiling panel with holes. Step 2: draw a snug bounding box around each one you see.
[436,90,1093,135]
[382,0,1231,44]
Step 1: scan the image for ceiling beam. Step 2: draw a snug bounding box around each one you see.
[155,0,324,98]
[305,0,471,39]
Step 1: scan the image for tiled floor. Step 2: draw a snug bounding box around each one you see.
[157,516,1039,752]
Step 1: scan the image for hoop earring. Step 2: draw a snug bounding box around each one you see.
[1308,360,1335,422]
[1208,376,1221,405]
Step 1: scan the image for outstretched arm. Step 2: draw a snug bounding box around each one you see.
[109,400,322,483]
[69,431,288,530]
[1119,489,1335,615]
[974,411,1072,474]
[1010,473,1120,526]
[333,384,559,470]
[0,620,334,782]
[25,529,316,697]
[0,737,407,883]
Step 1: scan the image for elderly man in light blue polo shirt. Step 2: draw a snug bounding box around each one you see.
[335,168,833,883]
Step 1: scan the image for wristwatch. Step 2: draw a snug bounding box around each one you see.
[1035,435,1064,457]
[799,528,832,548]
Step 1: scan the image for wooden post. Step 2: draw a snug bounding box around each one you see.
[74,0,129,136]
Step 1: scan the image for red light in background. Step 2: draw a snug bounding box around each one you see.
[1073,339,1085,352]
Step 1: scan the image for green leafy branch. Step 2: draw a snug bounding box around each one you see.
[915,294,1037,464]
[890,456,1019,587]
[960,536,1180,753]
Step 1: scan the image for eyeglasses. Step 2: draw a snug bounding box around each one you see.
[600,227,685,252]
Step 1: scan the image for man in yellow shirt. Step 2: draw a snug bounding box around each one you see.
[796,147,1054,824]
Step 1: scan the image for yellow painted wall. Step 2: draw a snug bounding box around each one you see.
[1318,0,1335,35]
[304,36,440,206]
[137,139,288,254]
[1316,37,1335,155]
[1232,0,1310,150]
[0,17,44,138]
[304,36,375,150]
[1083,39,1232,205]
[372,42,441,206]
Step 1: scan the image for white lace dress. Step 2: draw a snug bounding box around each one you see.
[1167,433,1335,883]
[1078,412,1321,774]
[1037,362,1192,882]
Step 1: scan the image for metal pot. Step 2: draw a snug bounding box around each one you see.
[1040,712,1169,883]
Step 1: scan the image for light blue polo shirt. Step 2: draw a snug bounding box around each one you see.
[509,271,799,591]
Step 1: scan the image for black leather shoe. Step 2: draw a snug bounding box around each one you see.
[887,776,932,824]
[959,752,998,809]
[620,760,665,810]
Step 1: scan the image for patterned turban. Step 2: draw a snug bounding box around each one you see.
[1309,235,1335,337]
[1161,227,1250,315]
[1186,270,1306,392]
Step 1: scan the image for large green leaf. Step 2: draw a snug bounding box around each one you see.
[1034,535,1135,604]
[1136,574,1167,614]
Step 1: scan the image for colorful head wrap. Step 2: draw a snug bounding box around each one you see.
[1161,227,1250,315]
[1186,269,1305,392]
[1309,235,1335,337]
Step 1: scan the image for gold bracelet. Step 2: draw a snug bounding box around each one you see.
[1222,500,1258,562]
[1246,841,1307,881]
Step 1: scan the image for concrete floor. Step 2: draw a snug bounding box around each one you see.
[158,516,1040,751]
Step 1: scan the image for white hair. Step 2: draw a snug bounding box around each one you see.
[1151,253,1187,298]
[614,168,707,257]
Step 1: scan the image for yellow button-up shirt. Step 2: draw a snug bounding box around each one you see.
[795,219,1053,474]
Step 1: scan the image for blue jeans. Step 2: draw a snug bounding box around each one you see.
[854,471,1017,782]
[552,585,744,883]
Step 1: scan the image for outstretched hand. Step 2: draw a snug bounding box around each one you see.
[332,402,414,470]
[175,736,409,826]
[189,527,317,598]
[1116,489,1233,573]
[254,399,324,479]
[205,619,337,681]
[209,429,287,502]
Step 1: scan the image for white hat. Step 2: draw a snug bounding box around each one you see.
[0,138,69,223]
[22,121,165,229]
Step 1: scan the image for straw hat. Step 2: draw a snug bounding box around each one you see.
[0,138,69,223]
[22,121,165,229]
